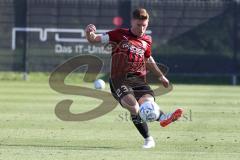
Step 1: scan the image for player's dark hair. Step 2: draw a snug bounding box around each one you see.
[132,8,149,20]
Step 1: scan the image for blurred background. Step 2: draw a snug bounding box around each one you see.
[0,0,239,85]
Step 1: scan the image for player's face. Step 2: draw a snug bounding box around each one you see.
[131,19,149,37]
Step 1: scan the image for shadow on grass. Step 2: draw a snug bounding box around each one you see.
[0,143,123,150]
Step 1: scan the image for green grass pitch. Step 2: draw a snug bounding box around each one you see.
[0,73,240,160]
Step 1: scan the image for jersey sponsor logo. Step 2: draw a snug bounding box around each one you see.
[129,44,145,56]
[121,42,145,56]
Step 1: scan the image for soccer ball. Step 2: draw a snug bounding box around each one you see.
[94,79,105,89]
[139,101,160,122]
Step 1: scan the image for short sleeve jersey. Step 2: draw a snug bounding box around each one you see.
[106,28,152,79]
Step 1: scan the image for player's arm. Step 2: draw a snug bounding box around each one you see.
[145,56,169,88]
[85,24,102,43]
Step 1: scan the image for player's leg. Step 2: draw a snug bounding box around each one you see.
[138,93,183,127]
[137,94,155,148]
[158,108,183,127]
[120,93,139,115]
[136,83,183,127]
[133,84,158,149]
[138,93,154,104]
[120,94,151,141]
[109,79,150,141]
[109,78,140,115]
[137,93,182,148]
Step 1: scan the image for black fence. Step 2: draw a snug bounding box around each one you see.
[0,0,239,83]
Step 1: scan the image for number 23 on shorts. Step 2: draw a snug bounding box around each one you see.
[116,85,129,97]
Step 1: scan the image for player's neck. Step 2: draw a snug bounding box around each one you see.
[130,28,144,38]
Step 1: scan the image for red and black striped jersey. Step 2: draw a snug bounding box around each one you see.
[106,28,152,79]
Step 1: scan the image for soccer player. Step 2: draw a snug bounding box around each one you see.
[85,8,183,149]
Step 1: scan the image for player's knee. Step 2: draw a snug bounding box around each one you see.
[121,94,139,115]
[138,94,154,105]
[131,106,139,115]
[121,94,138,107]
[123,105,139,115]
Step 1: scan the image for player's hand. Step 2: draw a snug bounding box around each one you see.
[159,75,169,88]
[85,24,96,33]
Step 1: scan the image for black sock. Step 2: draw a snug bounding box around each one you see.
[131,114,150,139]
